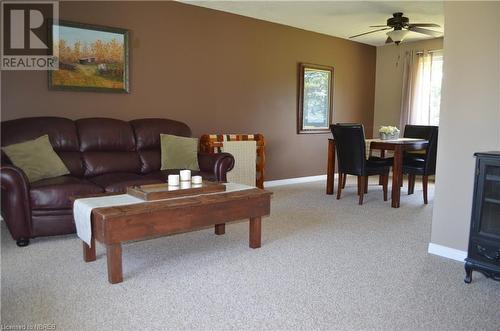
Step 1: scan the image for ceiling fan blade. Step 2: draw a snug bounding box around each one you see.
[408,23,441,28]
[369,25,389,27]
[408,26,442,37]
[385,36,393,44]
[349,27,391,39]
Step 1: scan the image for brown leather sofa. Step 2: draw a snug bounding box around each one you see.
[1,117,234,247]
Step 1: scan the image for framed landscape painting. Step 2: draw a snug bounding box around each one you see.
[297,63,334,134]
[49,21,129,93]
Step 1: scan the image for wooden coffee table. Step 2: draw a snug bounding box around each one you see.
[81,188,272,284]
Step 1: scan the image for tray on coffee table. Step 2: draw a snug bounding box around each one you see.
[126,181,226,201]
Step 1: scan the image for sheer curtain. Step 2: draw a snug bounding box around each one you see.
[400,50,443,128]
[399,50,419,129]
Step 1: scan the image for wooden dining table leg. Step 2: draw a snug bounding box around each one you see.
[379,149,386,185]
[106,243,123,284]
[83,237,96,262]
[391,146,403,208]
[382,174,389,201]
[326,139,335,195]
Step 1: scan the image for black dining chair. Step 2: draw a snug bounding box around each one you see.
[330,124,390,205]
[402,125,439,204]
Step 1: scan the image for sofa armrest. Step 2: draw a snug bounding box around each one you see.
[1,164,32,240]
[197,152,235,182]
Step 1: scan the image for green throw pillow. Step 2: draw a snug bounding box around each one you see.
[160,134,200,171]
[2,135,70,183]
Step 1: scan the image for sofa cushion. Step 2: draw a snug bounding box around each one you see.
[88,172,163,193]
[76,118,136,152]
[30,176,103,209]
[1,117,80,152]
[82,151,140,177]
[3,135,70,183]
[160,134,200,171]
[76,118,140,176]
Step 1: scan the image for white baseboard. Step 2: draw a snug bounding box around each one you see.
[264,174,329,188]
[428,243,467,262]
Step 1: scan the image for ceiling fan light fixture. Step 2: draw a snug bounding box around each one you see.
[386,30,409,45]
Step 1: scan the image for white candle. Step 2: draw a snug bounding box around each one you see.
[191,175,203,184]
[180,170,191,182]
[180,181,191,189]
[168,174,180,186]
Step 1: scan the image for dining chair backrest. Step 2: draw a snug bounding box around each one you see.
[330,123,366,176]
[404,125,439,175]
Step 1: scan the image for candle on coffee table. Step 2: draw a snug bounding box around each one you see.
[180,170,191,182]
[180,181,191,189]
[168,174,180,186]
[191,175,202,184]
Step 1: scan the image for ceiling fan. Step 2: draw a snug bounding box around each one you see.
[349,12,442,45]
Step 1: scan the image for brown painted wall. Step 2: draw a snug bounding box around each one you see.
[1,1,376,180]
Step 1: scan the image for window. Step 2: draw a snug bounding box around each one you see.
[297,63,334,134]
[412,51,443,125]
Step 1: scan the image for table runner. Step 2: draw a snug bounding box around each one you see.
[74,183,255,246]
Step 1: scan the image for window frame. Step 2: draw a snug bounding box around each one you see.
[297,63,334,134]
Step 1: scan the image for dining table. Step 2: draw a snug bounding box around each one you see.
[326,137,429,208]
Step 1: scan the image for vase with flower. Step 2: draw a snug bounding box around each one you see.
[379,126,400,140]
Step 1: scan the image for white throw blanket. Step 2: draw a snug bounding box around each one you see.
[73,183,254,246]
[222,140,257,186]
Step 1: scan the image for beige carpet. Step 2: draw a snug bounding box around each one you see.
[2,179,500,330]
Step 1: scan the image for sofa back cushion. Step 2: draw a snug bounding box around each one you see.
[130,119,191,173]
[1,117,84,176]
[76,118,140,177]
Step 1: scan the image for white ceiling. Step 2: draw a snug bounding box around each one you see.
[180,1,444,46]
